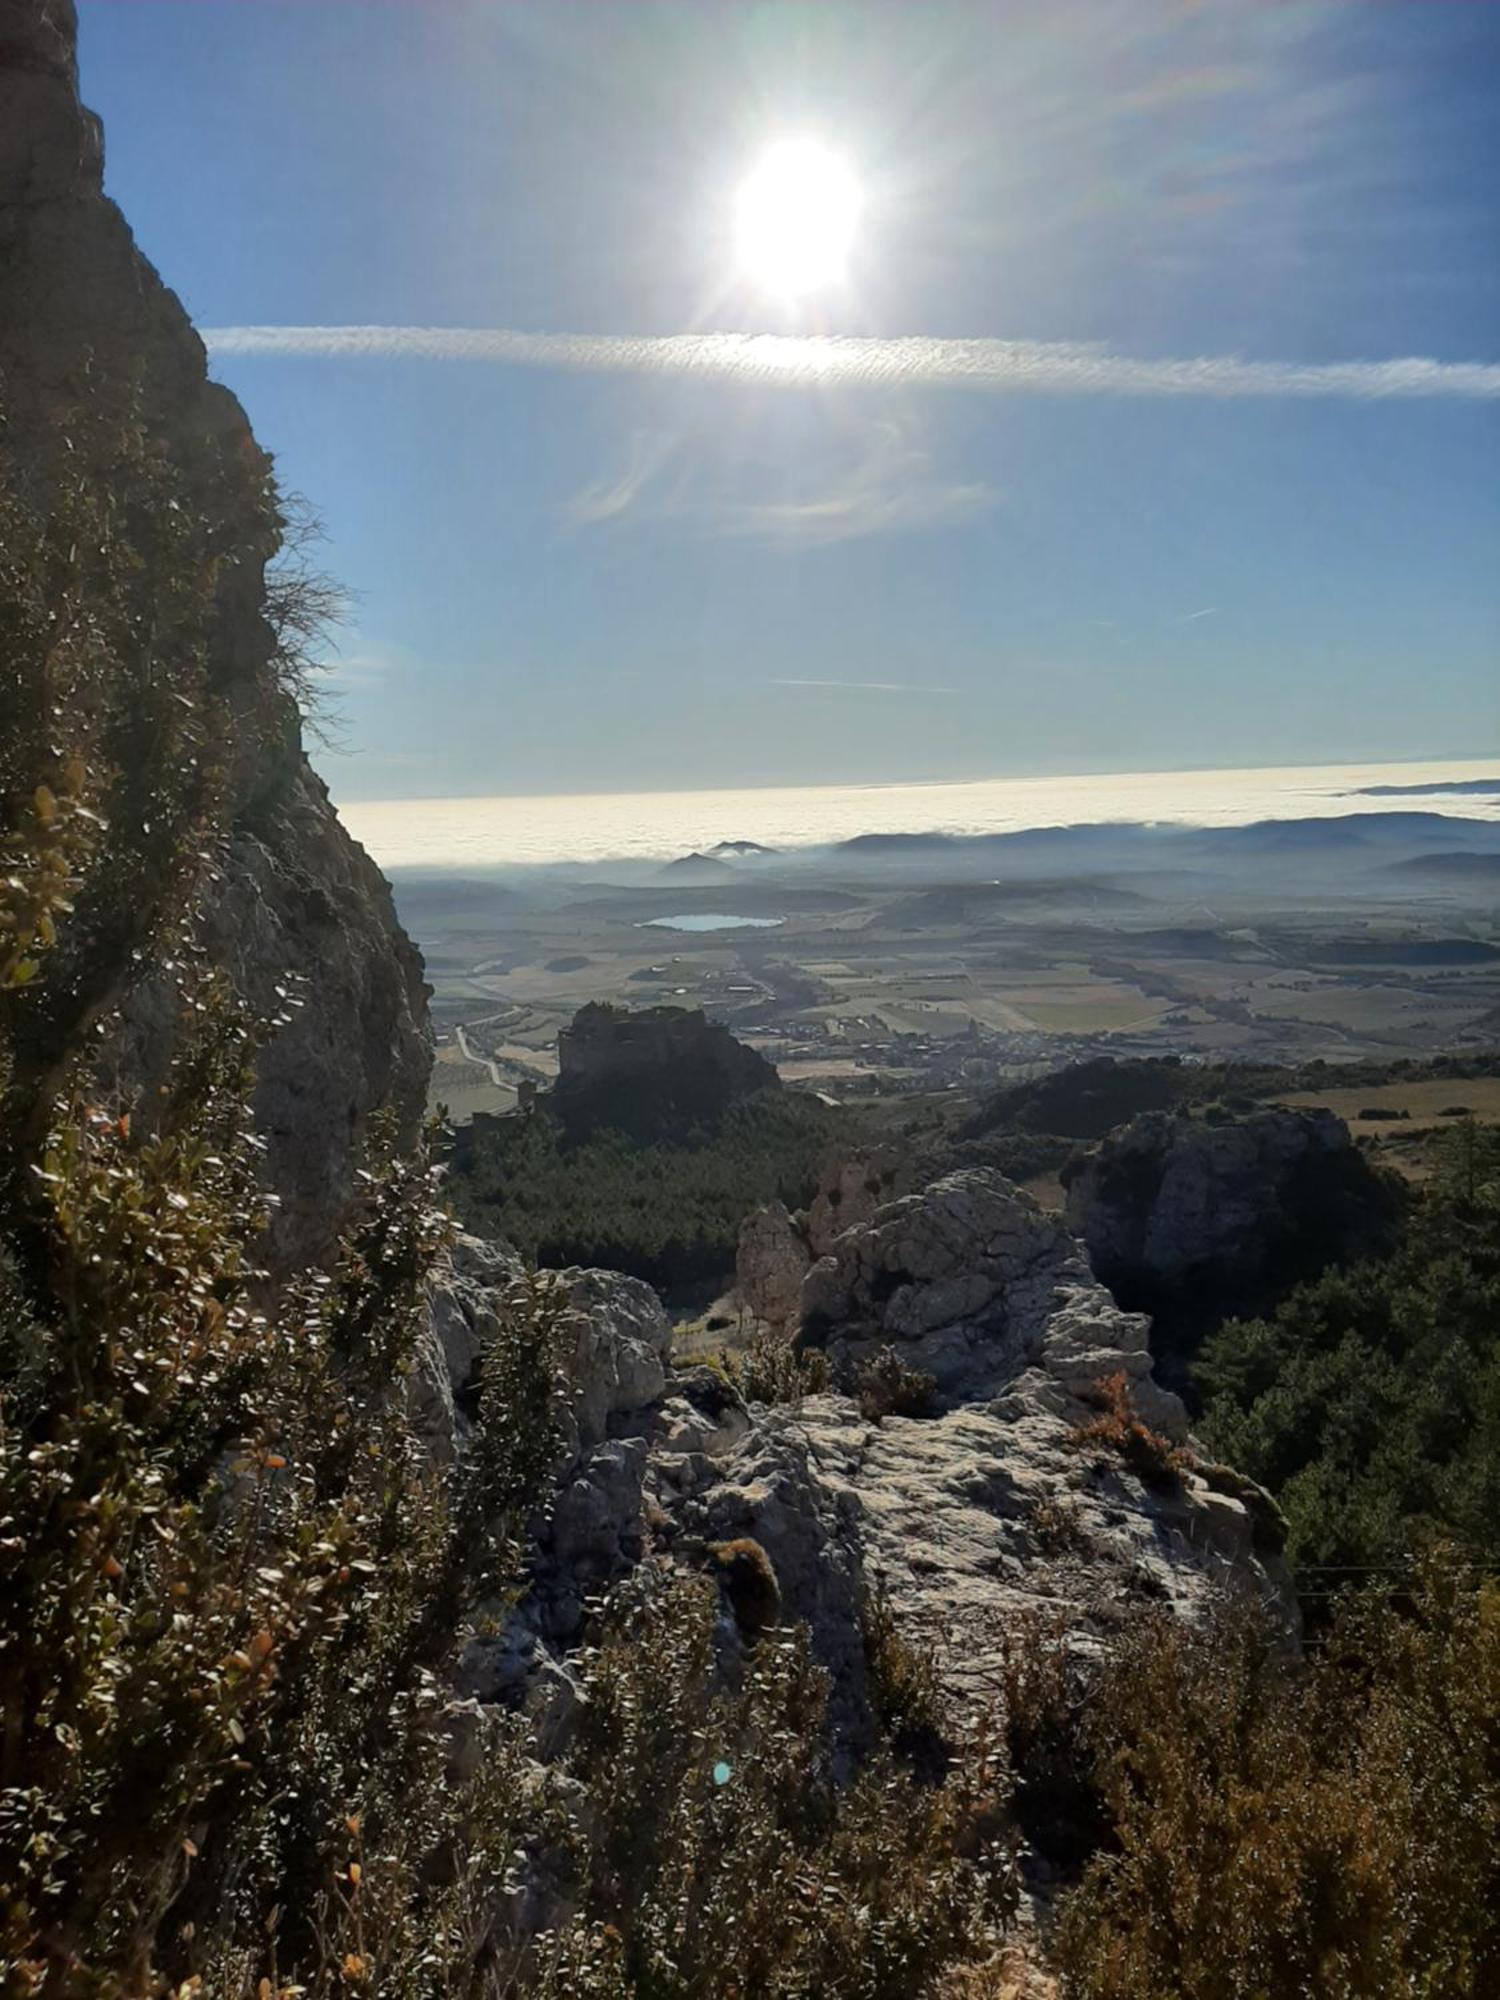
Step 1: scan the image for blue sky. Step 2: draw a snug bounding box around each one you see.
[78,0,1499,801]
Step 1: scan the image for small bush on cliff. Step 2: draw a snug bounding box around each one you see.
[730,1321,830,1406]
[861,1582,949,1773]
[854,1346,939,1423]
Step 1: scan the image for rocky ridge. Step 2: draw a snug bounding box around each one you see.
[428,1168,1297,1765]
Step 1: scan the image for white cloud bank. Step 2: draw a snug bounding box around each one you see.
[202,325,1500,401]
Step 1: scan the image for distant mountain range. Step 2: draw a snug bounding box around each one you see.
[1350,778,1500,798]
[814,811,1500,891]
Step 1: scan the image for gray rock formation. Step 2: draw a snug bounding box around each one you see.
[805,1147,905,1258]
[1062,1105,1398,1323]
[0,0,430,1278]
[448,1172,1296,1756]
[734,1150,909,1327]
[736,1199,811,1326]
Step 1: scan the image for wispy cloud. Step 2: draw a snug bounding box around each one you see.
[564,413,994,546]
[566,430,681,524]
[203,325,1500,401]
[1175,607,1218,624]
[720,421,993,545]
[770,678,959,696]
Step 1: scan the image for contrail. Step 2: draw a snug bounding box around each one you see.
[200,325,1500,401]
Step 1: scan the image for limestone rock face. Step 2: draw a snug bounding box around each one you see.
[692,1172,1295,1729]
[1062,1106,1397,1319]
[416,1235,528,1461]
[736,1200,812,1327]
[735,1151,910,1328]
[0,0,431,1279]
[800,1170,1077,1400]
[554,1265,674,1456]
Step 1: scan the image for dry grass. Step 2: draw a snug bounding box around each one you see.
[1281,1075,1500,1131]
[1068,1372,1194,1492]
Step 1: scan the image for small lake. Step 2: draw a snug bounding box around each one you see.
[639,913,784,933]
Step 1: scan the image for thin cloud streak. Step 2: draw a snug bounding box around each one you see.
[770,679,960,695]
[202,325,1500,401]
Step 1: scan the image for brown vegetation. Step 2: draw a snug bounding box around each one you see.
[1067,1371,1193,1492]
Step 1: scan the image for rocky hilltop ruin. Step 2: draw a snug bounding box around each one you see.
[552,999,780,1136]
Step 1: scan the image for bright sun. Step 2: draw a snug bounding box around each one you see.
[735,139,861,299]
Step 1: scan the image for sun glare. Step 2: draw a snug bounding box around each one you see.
[735,139,861,300]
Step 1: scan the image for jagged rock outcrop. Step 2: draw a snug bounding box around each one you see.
[1061,1105,1400,1331]
[0,0,430,1275]
[735,1149,908,1326]
[800,1169,1183,1423]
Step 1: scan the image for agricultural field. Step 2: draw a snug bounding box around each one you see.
[1279,1075,1500,1132]
[393,834,1500,1125]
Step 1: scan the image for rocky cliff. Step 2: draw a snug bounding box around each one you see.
[1062,1104,1401,1341]
[0,0,430,1271]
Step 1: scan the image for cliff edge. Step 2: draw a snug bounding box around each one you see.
[0,0,430,1271]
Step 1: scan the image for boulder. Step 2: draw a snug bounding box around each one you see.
[555,1266,673,1452]
[736,1200,812,1326]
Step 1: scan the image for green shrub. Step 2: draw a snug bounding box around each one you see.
[729,1322,830,1407]
[1050,1554,1500,1999]
[861,1581,949,1771]
[527,1572,1016,1999]
[0,390,568,1992]
[1195,1121,1500,1570]
[854,1346,939,1423]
